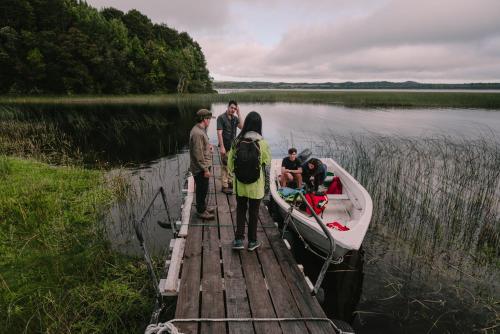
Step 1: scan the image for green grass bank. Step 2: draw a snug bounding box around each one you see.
[0,156,153,333]
[1,90,500,109]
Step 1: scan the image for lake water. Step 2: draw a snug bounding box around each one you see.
[1,101,498,333]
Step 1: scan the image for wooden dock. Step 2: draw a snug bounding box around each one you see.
[160,155,338,334]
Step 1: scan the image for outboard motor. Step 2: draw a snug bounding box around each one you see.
[297,148,312,164]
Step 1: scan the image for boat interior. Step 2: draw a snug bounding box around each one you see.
[272,160,363,229]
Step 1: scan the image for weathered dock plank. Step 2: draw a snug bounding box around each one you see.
[175,208,203,334]
[201,222,226,334]
[259,205,333,334]
[255,220,308,334]
[216,174,255,334]
[227,195,283,334]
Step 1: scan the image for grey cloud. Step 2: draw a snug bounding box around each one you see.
[85,0,231,32]
[270,0,500,64]
[86,0,500,81]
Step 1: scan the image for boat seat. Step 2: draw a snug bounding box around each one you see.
[327,194,349,200]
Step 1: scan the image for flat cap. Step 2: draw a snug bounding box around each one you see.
[196,109,214,119]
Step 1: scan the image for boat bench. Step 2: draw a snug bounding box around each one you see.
[327,194,349,200]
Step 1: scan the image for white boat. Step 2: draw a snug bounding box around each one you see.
[269,158,373,259]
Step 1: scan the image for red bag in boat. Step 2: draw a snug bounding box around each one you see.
[305,192,328,216]
[327,176,342,194]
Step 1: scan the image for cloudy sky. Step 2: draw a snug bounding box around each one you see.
[86,0,500,83]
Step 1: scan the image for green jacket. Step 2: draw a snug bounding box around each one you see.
[228,131,271,199]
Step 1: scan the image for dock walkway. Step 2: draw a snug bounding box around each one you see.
[161,154,337,334]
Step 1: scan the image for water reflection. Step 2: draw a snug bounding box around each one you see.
[0,103,204,166]
[106,152,190,256]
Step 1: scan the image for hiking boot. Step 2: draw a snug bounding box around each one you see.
[232,239,244,250]
[206,206,216,214]
[247,240,261,251]
[221,187,233,194]
[197,210,215,220]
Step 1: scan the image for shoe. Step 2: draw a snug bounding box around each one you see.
[206,206,216,214]
[197,210,215,220]
[221,187,233,194]
[247,240,261,251]
[232,239,244,250]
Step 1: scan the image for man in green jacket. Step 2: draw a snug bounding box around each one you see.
[189,109,215,220]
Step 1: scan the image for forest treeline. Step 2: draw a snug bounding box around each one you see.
[0,0,213,94]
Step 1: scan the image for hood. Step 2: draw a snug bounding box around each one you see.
[243,131,263,141]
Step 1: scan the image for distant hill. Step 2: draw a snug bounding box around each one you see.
[214,81,500,90]
[0,0,213,94]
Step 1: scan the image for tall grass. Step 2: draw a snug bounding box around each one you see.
[2,91,500,108]
[0,157,154,333]
[0,155,12,179]
[314,134,500,266]
[0,104,197,166]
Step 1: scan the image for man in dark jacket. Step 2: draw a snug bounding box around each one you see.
[190,109,215,219]
[217,100,243,194]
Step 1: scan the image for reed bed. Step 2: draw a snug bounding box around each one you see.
[315,134,499,265]
[307,134,500,332]
[0,105,196,167]
[2,90,500,109]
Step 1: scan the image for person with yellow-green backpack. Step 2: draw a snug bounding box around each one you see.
[227,111,271,251]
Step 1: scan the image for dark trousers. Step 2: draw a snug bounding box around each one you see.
[235,196,261,242]
[194,171,209,214]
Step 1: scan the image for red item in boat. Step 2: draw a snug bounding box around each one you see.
[326,221,349,231]
[305,192,328,216]
[327,176,342,194]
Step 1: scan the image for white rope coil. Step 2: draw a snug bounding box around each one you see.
[145,317,350,334]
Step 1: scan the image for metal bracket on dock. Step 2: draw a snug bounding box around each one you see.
[133,186,176,324]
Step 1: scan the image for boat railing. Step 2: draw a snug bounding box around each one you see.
[133,186,175,324]
[282,191,337,296]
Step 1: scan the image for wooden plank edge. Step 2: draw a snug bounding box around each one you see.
[161,238,186,296]
[178,194,193,237]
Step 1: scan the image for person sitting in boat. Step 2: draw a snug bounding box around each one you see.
[280,147,302,188]
[301,158,327,192]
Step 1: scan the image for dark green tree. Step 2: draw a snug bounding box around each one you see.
[0,0,213,94]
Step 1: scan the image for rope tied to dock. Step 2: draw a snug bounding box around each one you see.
[145,317,351,334]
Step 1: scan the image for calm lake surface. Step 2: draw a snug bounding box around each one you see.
[2,101,498,333]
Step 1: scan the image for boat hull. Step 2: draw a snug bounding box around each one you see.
[269,157,373,259]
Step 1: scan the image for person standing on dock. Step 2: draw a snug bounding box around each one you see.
[217,100,243,194]
[189,109,216,220]
[228,111,271,251]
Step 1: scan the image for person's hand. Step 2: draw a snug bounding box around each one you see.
[236,105,240,116]
[204,170,211,178]
[219,146,226,155]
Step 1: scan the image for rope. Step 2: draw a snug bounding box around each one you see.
[283,206,344,264]
[145,317,347,334]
